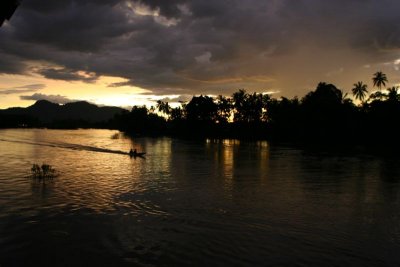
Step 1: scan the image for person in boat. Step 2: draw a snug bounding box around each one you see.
[129,148,138,155]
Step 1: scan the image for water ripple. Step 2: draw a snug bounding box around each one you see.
[1,129,400,266]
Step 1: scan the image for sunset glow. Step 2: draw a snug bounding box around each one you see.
[1,1,400,108]
[2,2,400,266]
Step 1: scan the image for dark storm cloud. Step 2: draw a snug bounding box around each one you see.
[0,52,28,74]
[1,0,400,97]
[136,0,186,18]
[8,0,131,52]
[20,93,75,104]
[38,68,98,82]
[22,0,121,13]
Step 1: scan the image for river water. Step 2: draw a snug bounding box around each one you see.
[0,129,399,266]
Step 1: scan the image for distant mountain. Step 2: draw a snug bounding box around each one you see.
[0,100,127,125]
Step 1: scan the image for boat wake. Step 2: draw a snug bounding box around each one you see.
[0,138,129,155]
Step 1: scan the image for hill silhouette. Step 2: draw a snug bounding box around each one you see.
[0,100,126,128]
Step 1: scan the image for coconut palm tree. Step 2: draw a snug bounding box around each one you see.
[352,81,368,102]
[387,86,399,102]
[372,71,388,90]
[156,100,171,117]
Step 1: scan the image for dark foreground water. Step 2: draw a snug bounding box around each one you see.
[0,129,400,266]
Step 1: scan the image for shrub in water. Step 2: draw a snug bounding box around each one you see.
[31,163,58,179]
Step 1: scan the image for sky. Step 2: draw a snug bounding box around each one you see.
[0,0,400,109]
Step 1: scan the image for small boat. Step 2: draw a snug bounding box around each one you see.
[129,152,146,157]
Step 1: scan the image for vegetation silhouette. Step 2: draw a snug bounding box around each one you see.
[2,71,400,152]
[372,71,388,90]
[30,163,58,180]
[352,81,368,103]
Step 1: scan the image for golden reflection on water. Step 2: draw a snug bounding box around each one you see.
[205,139,271,193]
[257,141,270,183]
[206,139,238,180]
[0,130,275,214]
[0,129,153,214]
[2,129,400,266]
[222,143,234,180]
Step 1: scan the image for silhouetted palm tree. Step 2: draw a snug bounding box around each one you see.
[387,86,399,102]
[156,100,171,116]
[368,91,385,102]
[372,71,388,90]
[352,81,368,102]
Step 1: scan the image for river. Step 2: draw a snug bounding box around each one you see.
[0,129,399,266]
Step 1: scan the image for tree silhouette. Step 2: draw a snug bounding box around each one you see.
[170,106,184,121]
[302,82,344,106]
[387,86,400,102]
[352,81,368,103]
[185,95,218,122]
[372,71,388,90]
[368,91,385,102]
[232,89,246,122]
[300,82,348,141]
[232,89,264,123]
[156,100,171,118]
[261,94,271,121]
[215,95,232,123]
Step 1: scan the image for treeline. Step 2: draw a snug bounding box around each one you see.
[2,71,400,147]
[111,71,400,147]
